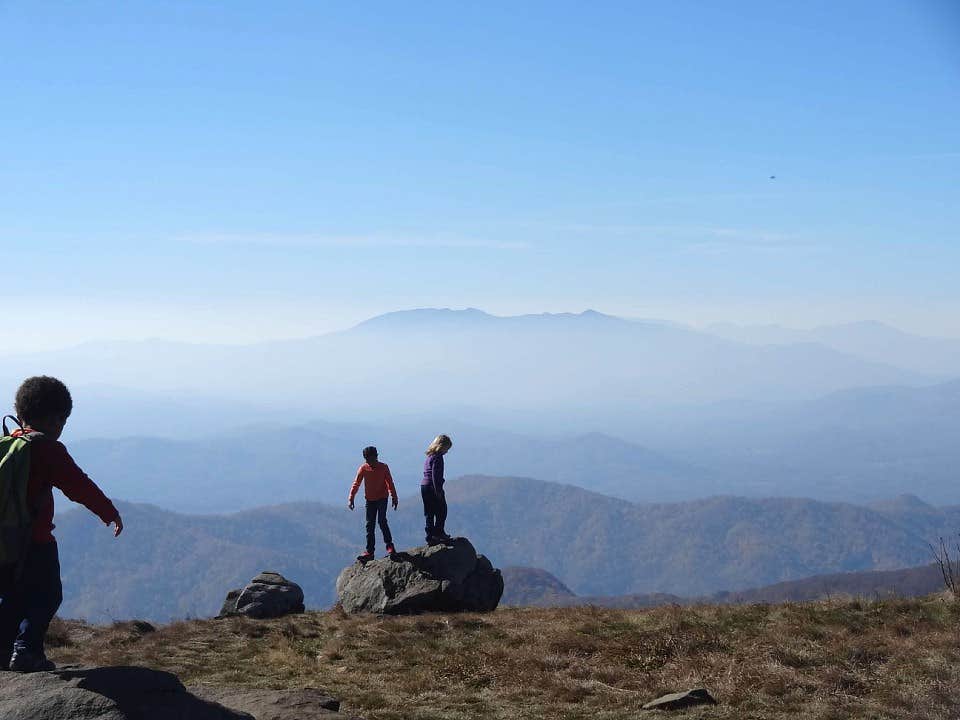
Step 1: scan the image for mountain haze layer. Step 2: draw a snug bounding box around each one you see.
[707,320,960,376]
[1,310,942,438]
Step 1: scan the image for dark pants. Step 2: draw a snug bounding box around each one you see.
[0,542,63,662]
[365,499,393,554]
[421,486,448,539]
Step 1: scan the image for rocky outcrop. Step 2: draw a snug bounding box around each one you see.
[336,537,503,614]
[219,572,305,619]
[0,665,360,719]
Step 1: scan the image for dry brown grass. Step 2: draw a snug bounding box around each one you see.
[47,597,960,719]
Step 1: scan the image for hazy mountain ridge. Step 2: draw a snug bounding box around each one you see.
[54,475,960,622]
[63,371,960,514]
[67,422,717,513]
[0,309,938,430]
[502,562,945,608]
[627,378,960,503]
[706,320,960,376]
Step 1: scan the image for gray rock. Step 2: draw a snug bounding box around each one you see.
[0,665,253,719]
[642,688,718,711]
[336,537,504,614]
[191,687,361,719]
[219,571,305,619]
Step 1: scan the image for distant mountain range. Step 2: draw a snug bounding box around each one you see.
[706,320,960,376]
[54,475,960,623]
[68,422,714,513]
[2,309,947,439]
[5,307,959,514]
[502,562,945,608]
[65,374,960,513]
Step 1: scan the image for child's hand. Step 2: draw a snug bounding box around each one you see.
[348,501,355,511]
[111,514,124,537]
[392,498,398,510]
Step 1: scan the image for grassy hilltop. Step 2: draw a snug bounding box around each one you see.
[48,598,960,720]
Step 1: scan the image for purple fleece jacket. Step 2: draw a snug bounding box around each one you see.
[422,453,444,493]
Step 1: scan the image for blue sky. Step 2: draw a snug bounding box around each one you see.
[1,1,958,349]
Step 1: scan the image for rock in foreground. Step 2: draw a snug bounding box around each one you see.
[0,665,359,719]
[192,687,362,719]
[336,537,504,614]
[219,571,305,619]
[0,665,249,719]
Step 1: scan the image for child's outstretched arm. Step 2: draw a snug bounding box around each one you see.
[348,468,363,510]
[48,441,122,536]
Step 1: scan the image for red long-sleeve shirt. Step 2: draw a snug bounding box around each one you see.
[13,429,119,544]
[348,462,397,502]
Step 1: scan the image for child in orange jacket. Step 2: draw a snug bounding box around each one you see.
[348,446,398,561]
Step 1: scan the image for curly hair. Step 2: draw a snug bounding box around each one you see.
[14,376,73,425]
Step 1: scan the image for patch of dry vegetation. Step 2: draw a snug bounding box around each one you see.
[48,598,960,719]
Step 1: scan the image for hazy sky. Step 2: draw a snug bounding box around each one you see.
[2,1,958,350]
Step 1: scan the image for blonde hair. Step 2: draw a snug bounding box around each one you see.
[425,434,453,456]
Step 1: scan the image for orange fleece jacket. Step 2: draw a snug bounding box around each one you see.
[349,462,398,502]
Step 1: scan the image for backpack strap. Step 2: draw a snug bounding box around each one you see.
[2,415,22,437]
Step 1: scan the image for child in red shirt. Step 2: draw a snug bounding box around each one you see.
[348,446,398,561]
[0,376,123,672]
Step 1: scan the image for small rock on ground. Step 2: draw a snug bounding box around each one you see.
[642,688,717,711]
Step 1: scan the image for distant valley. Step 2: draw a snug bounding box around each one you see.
[55,476,960,622]
[1,308,954,510]
[65,376,960,512]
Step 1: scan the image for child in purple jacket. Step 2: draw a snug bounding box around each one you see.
[421,434,452,544]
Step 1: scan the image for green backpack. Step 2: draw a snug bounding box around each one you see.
[0,415,36,566]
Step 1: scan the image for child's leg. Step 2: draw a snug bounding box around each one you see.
[364,502,378,554]
[0,564,24,667]
[377,500,393,547]
[435,491,449,536]
[14,542,63,657]
[421,486,436,539]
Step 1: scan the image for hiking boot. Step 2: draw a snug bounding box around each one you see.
[385,543,397,557]
[357,551,374,563]
[9,650,55,673]
[435,531,453,542]
[426,535,443,546]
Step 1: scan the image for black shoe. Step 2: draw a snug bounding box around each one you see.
[426,535,443,546]
[10,650,55,673]
[435,531,453,542]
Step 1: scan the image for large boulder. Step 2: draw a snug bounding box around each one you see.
[336,537,504,614]
[0,665,361,719]
[219,572,305,619]
[0,665,251,719]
